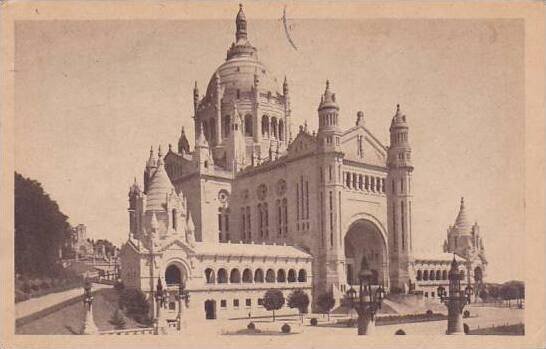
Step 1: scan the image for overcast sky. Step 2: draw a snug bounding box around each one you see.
[14,16,524,282]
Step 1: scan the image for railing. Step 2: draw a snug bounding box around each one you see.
[99,328,154,335]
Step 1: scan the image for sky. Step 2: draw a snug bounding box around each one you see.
[14,16,524,283]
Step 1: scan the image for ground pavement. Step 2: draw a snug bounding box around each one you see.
[15,283,111,320]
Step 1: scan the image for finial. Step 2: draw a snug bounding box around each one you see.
[149,146,154,155]
[283,75,288,85]
[239,3,243,10]
[326,80,330,90]
[168,144,172,152]
[158,145,162,158]
[181,126,185,134]
[396,104,400,114]
[194,81,198,90]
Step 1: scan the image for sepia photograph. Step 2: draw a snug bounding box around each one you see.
[1,1,544,348]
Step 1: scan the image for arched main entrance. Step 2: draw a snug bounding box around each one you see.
[165,263,187,286]
[204,299,216,320]
[344,219,387,286]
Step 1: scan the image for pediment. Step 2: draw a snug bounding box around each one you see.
[287,131,318,158]
[159,237,196,255]
[341,126,387,166]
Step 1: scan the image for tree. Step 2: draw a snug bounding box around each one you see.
[15,172,70,277]
[287,289,310,322]
[478,289,489,302]
[317,292,336,321]
[263,289,285,322]
[110,308,127,330]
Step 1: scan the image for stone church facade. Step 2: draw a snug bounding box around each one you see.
[120,5,486,320]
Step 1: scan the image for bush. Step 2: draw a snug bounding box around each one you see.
[463,310,470,318]
[247,322,256,330]
[114,280,125,291]
[281,323,291,333]
[425,309,433,316]
[110,308,127,330]
[118,288,150,323]
[395,329,406,335]
[463,323,469,334]
[310,318,318,326]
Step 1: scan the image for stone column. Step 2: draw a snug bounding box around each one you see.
[446,299,465,335]
[80,283,98,335]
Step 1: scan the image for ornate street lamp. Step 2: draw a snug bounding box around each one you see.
[175,281,191,332]
[345,257,384,335]
[80,277,98,335]
[437,256,469,335]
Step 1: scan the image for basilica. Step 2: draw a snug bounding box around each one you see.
[120,5,487,321]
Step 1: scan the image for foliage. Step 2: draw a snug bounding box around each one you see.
[463,323,469,334]
[281,323,291,333]
[395,329,406,335]
[263,289,285,321]
[110,308,127,330]
[15,172,70,277]
[287,289,310,322]
[118,289,150,324]
[310,318,318,326]
[317,292,336,320]
[114,280,125,291]
[247,322,256,330]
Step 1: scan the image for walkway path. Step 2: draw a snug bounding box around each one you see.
[15,283,111,320]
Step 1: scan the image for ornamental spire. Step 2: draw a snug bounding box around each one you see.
[235,3,247,42]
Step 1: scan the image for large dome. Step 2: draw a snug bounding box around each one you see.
[204,57,281,100]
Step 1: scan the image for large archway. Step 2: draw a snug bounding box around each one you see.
[165,265,182,285]
[344,219,387,286]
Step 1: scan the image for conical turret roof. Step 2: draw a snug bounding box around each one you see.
[146,156,175,211]
[453,197,471,235]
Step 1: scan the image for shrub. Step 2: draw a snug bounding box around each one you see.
[114,280,125,291]
[310,318,318,326]
[247,322,256,330]
[426,309,433,316]
[118,288,150,323]
[281,323,291,333]
[463,310,470,318]
[263,289,285,322]
[395,329,406,335]
[110,308,127,330]
[463,323,469,334]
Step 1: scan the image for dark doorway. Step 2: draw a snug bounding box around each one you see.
[204,300,217,320]
[165,265,181,285]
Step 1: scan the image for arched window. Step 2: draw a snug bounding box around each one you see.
[217,268,228,283]
[277,269,286,282]
[298,269,307,282]
[266,269,275,282]
[242,268,252,283]
[223,115,231,138]
[204,268,215,284]
[287,269,296,282]
[244,114,253,136]
[262,115,270,136]
[436,270,441,280]
[230,268,241,283]
[254,269,264,283]
[442,270,448,280]
[271,117,278,138]
[278,119,284,141]
[423,270,429,281]
[429,270,435,281]
[416,270,422,281]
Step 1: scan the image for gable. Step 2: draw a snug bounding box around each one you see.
[341,126,387,167]
[286,131,318,159]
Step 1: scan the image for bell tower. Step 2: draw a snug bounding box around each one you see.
[387,104,414,291]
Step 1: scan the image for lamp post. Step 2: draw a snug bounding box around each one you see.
[80,278,98,335]
[175,281,191,332]
[437,256,471,335]
[154,278,168,335]
[345,257,385,335]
